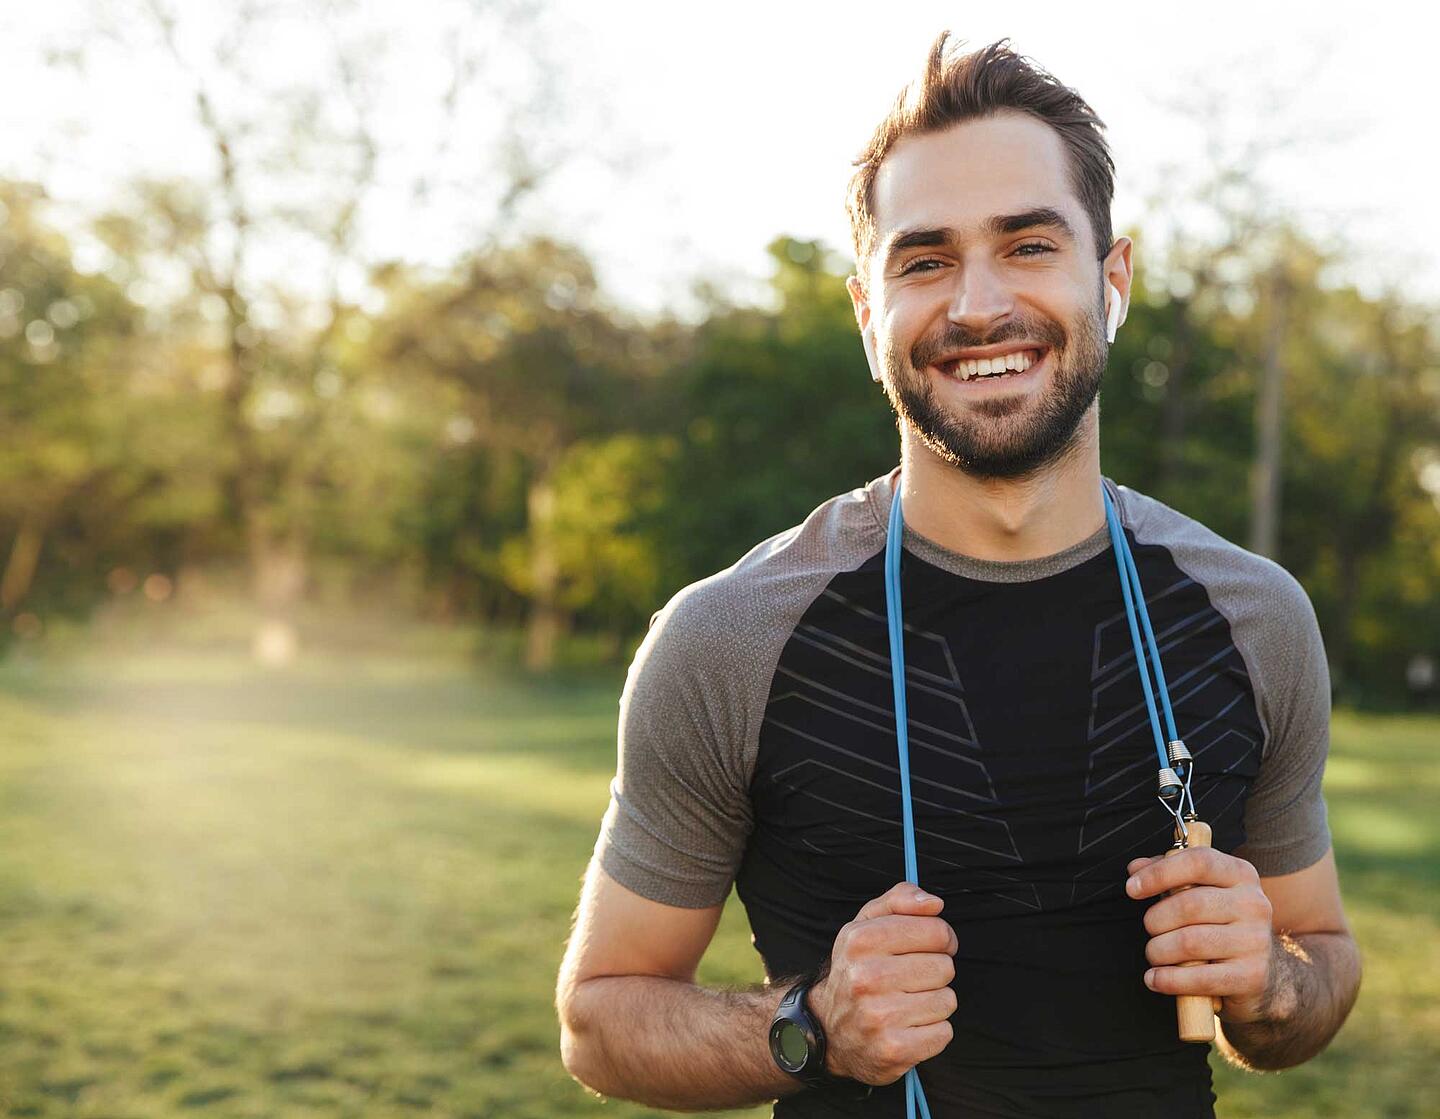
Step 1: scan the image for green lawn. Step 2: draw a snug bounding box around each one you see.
[0,633,1434,1117]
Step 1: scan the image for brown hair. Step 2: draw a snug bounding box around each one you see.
[846,33,1115,288]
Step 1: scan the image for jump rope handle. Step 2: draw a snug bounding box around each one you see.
[1162,819,1218,1043]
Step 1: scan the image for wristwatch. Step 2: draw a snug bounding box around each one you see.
[769,976,834,1087]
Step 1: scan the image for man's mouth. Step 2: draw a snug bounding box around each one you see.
[929,347,1051,384]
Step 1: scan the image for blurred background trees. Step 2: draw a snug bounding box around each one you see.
[7,176,1436,702]
[1,4,1436,706]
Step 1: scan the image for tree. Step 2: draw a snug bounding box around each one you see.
[371,237,672,669]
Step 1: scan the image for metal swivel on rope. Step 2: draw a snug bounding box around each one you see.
[1166,739,1192,781]
[1157,767,1188,844]
[1167,739,1197,821]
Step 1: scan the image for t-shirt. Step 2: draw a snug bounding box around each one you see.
[591,466,1332,1119]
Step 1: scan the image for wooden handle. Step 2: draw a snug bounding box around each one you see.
[1163,819,1216,1044]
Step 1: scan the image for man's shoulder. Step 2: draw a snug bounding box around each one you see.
[1112,480,1315,629]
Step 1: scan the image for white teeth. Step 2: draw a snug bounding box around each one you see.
[948,349,1039,380]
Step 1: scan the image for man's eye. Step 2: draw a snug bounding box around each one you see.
[1014,243,1055,257]
[900,259,942,275]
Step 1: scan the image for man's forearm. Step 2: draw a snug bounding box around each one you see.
[1217,930,1362,1071]
[560,974,805,1110]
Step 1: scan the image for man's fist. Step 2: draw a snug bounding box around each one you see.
[1126,847,1276,1022]
[807,882,958,1086]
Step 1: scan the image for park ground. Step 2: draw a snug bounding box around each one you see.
[0,605,1435,1118]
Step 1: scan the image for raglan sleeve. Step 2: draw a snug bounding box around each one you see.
[591,583,756,908]
[1234,567,1334,877]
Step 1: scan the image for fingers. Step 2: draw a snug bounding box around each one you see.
[1143,921,1271,968]
[1142,885,1271,936]
[906,1019,955,1064]
[1126,847,1259,900]
[855,882,945,922]
[844,913,957,957]
[1144,957,1268,997]
[902,984,958,1027]
[1126,854,1163,875]
[865,952,956,993]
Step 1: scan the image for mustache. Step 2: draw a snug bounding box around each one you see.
[911,324,1065,368]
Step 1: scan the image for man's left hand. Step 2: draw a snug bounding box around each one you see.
[1125,847,1278,1024]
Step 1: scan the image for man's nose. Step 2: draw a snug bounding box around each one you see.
[946,264,1015,335]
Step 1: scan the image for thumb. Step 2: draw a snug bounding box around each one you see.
[854,881,944,922]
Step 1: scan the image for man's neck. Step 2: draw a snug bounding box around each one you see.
[897,414,1105,563]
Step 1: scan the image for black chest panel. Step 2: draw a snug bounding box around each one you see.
[739,533,1261,1118]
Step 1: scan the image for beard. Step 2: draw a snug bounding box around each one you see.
[878,287,1108,481]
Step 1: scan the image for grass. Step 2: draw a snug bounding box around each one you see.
[0,616,1434,1117]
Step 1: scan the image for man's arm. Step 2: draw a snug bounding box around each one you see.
[1214,849,1361,1070]
[556,858,805,1110]
[556,861,959,1108]
[1126,845,1361,1071]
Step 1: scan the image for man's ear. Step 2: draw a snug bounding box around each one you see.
[846,274,882,384]
[1102,236,1135,331]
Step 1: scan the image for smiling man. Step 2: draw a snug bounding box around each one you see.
[556,33,1361,1118]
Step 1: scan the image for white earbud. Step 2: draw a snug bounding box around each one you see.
[862,324,882,383]
[1105,281,1123,344]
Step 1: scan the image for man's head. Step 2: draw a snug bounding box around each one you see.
[845,34,1133,480]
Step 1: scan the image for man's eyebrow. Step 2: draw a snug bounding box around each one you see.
[881,207,1078,266]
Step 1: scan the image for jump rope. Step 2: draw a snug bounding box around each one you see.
[883,478,1211,1119]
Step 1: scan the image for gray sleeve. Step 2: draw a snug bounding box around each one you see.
[1116,481,1333,878]
[593,585,756,909]
[1233,568,1334,877]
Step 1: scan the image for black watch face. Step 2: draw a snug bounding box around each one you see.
[775,1020,810,1071]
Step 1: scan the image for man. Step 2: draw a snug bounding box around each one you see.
[556,32,1361,1118]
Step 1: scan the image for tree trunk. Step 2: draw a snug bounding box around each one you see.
[1159,299,1192,487]
[249,514,307,666]
[0,513,45,612]
[523,452,567,672]
[1249,268,1287,559]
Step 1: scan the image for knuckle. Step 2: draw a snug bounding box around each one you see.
[849,960,878,996]
[1144,939,1164,966]
[848,922,878,953]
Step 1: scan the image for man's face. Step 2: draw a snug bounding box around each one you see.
[849,110,1131,480]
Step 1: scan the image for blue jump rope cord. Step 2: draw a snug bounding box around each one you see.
[884,479,1174,1119]
[884,484,931,1119]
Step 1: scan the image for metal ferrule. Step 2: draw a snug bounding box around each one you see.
[1157,766,1184,808]
[1166,739,1192,778]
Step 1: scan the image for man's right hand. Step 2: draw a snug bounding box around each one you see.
[807,882,959,1086]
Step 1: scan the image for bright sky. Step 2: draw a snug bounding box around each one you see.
[2,0,1435,322]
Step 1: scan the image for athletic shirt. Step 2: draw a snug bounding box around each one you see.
[591,466,1333,1119]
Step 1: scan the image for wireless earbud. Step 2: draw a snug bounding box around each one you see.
[862,324,882,383]
[1105,281,1124,344]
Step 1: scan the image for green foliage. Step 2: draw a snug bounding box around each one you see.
[654,237,896,587]
[1,178,1436,702]
[527,433,681,628]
